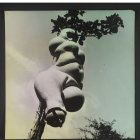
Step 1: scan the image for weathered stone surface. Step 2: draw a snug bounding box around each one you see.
[34,28,85,127]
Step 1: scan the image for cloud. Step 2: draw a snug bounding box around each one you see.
[6,45,39,74]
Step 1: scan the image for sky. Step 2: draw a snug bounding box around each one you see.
[5,10,135,139]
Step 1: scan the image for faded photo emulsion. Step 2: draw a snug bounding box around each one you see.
[5,10,135,139]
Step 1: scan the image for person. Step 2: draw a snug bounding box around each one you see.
[34,28,85,127]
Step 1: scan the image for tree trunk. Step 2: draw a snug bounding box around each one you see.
[28,103,46,139]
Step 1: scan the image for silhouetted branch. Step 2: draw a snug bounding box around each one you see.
[51,10,124,45]
[78,118,132,140]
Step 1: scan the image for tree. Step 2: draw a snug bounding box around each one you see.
[28,10,124,139]
[51,10,124,45]
[79,118,133,140]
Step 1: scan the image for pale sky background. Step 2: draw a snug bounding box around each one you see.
[5,10,135,139]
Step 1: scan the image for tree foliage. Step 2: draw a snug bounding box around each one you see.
[79,118,132,140]
[51,10,124,45]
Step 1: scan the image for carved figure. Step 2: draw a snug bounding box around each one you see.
[34,28,85,127]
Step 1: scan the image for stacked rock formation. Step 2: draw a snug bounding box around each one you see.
[34,28,85,127]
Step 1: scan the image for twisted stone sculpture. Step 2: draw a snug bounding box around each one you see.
[28,28,85,139]
[34,28,85,127]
